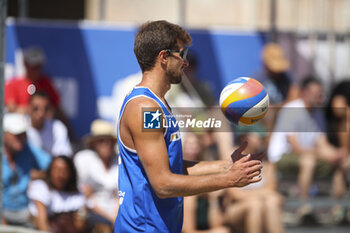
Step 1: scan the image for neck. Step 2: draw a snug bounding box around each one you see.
[31,119,44,130]
[138,69,171,99]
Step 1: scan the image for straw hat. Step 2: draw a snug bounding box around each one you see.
[83,119,116,147]
[262,43,290,73]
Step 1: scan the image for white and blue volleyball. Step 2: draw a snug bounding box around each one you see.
[219,77,269,126]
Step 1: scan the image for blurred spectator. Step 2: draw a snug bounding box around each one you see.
[5,46,76,142]
[326,79,350,152]
[109,71,142,121]
[74,119,119,230]
[182,52,216,107]
[182,132,230,233]
[254,43,299,131]
[255,43,299,106]
[325,80,350,198]
[2,113,51,227]
[26,91,73,157]
[268,77,346,199]
[28,156,90,233]
[5,47,60,113]
[224,125,284,233]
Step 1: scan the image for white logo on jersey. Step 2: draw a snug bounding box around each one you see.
[119,190,125,205]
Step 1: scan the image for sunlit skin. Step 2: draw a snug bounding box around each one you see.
[165,40,189,84]
[50,158,71,191]
[29,95,51,130]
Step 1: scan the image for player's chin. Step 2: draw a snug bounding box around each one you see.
[171,75,182,84]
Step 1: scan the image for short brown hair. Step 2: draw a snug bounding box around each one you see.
[134,20,192,72]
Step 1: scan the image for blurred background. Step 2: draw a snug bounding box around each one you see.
[3,0,350,136]
[1,0,350,233]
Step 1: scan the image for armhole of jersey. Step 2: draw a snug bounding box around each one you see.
[118,94,168,154]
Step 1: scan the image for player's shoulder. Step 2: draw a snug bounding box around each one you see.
[122,96,162,130]
[126,95,160,111]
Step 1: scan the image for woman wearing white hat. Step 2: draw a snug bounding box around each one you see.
[74,119,119,231]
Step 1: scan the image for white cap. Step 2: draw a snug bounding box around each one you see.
[23,46,46,66]
[3,113,28,135]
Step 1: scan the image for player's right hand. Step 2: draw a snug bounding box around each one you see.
[226,154,263,187]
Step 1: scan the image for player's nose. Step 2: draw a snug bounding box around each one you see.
[183,60,189,67]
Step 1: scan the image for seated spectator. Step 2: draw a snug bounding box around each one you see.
[225,126,284,233]
[326,79,350,155]
[5,46,60,114]
[5,46,75,142]
[268,77,346,200]
[26,91,73,157]
[28,156,90,233]
[254,42,299,131]
[182,132,230,233]
[74,119,119,230]
[325,80,350,221]
[255,42,299,106]
[2,113,51,227]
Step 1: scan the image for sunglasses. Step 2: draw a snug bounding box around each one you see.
[165,47,188,61]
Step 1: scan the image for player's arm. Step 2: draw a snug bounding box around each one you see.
[124,98,263,198]
[183,141,266,176]
[183,160,228,176]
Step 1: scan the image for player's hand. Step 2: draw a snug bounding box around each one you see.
[227,154,263,187]
[230,141,266,163]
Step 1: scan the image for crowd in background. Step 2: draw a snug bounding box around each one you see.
[2,43,350,233]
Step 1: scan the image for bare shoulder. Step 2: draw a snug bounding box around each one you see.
[126,96,160,110]
[123,96,160,120]
[121,96,162,133]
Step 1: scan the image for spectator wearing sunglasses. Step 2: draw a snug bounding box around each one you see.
[26,91,73,157]
[2,113,52,227]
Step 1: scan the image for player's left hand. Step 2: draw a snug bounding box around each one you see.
[229,141,266,164]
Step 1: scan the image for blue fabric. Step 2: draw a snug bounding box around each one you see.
[115,87,184,233]
[2,143,52,210]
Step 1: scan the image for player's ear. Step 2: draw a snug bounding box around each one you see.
[159,50,169,65]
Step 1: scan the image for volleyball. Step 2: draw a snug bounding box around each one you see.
[219,77,269,126]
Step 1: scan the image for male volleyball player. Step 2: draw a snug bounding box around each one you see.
[115,20,264,233]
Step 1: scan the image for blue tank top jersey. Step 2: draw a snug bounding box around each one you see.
[115,87,183,233]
